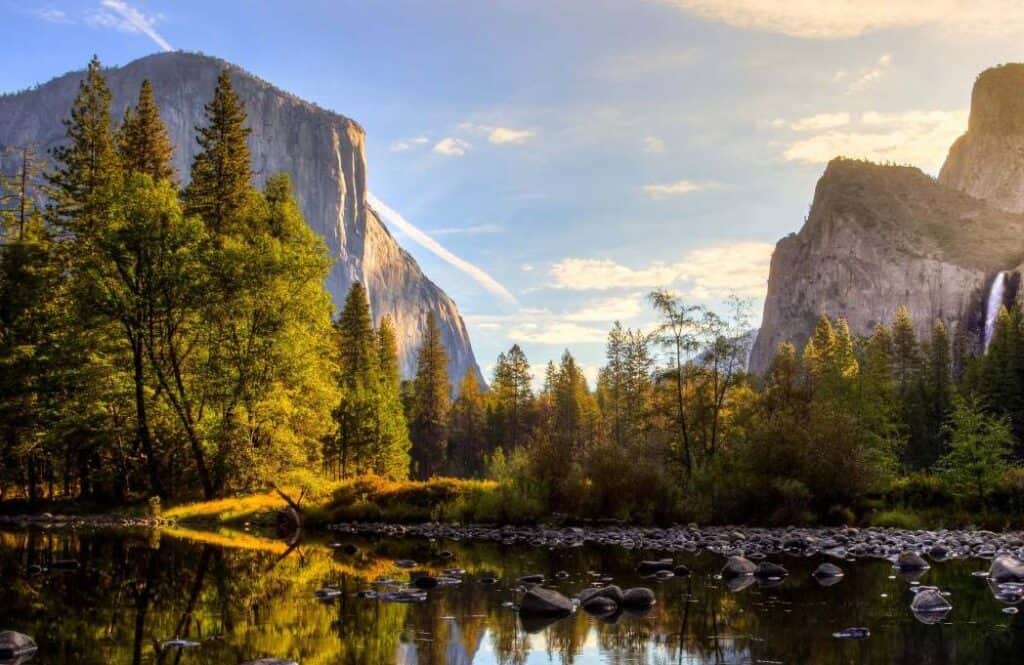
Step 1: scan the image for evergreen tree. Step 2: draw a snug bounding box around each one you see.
[330,282,380,478]
[410,314,450,479]
[374,315,411,479]
[448,369,487,477]
[118,80,175,183]
[891,305,921,393]
[183,69,252,233]
[488,344,534,454]
[49,55,120,233]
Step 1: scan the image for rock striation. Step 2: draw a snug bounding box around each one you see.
[751,63,1024,374]
[0,51,481,383]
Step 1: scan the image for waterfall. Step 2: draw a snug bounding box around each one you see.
[984,271,1008,351]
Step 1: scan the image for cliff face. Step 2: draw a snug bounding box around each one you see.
[749,159,1024,374]
[0,52,481,383]
[940,64,1024,213]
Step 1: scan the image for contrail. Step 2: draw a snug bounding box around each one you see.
[101,0,173,52]
[367,193,519,306]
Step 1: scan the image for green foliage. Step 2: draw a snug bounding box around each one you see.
[410,314,450,479]
[938,396,1014,505]
[872,509,923,529]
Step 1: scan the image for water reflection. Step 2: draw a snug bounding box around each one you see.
[0,527,1022,664]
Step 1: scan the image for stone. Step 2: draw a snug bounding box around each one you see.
[411,575,439,589]
[578,585,623,606]
[517,574,545,586]
[754,562,789,579]
[813,563,844,579]
[581,595,619,615]
[0,632,36,661]
[910,587,952,614]
[721,556,757,579]
[637,559,674,575]
[832,627,870,640]
[989,554,1024,583]
[895,551,930,572]
[621,587,656,609]
[518,587,573,616]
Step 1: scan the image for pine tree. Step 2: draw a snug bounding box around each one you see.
[488,344,533,454]
[374,315,411,479]
[118,79,176,183]
[184,69,253,233]
[49,55,120,232]
[891,305,921,393]
[410,313,451,479]
[330,282,379,478]
[448,369,487,477]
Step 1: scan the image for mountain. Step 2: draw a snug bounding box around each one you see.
[750,64,1024,374]
[0,51,482,384]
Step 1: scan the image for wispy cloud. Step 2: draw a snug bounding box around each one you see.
[486,126,534,144]
[389,136,429,152]
[433,137,471,156]
[88,0,173,52]
[429,223,504,237]
[655,1,1024,38]
[548,241,773,298]
[777,109,967,172]
[643,136,666,153]
[642,179,723,198]
[367,193,518,305]
[35,8,72,23]
[774,112,850,131]
[845,53,892,94]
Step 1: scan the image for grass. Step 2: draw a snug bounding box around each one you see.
[871,509,923,530]
[163,491,291,524]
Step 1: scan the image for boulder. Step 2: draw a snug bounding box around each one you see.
[578,585,623,606]
[813,563,844,579]
[519,587,573,616]
[581,595,619,615]
[411,575,439,590]
[895,551,930,571]
[621,587,656,609]
[721,556,756,579]
[754,562,789,579]
[637,559,674,575]
[517,574,545,586]
[989,554,1024,583]
[0,632,36,661]
[910,587,952,614]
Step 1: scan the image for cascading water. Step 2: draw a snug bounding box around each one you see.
[984,271,1008,351]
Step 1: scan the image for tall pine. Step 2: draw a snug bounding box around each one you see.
[118,79,175,183]
[410,314,451,479]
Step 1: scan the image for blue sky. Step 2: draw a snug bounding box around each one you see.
[3,1,1023,385]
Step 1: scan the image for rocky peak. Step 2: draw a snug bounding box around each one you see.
[940,63,1024,213]
[0,52,482,384]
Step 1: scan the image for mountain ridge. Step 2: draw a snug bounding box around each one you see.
[0,51,482,384]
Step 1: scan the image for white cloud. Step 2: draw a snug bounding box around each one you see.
[846,53,893,94]
[779,109,968,172]
[487,127,534,144]
[548,241,773,299]
[642,179,723,198]
[35,8,71,23]
[563,294,646,322]
[433,137,471,156]
[389,136,429,152]
[429,223,504,236]
[509,321,609,345]
[367,193,518,305]
[786,112,851,131]
[656,1,1024,38]
[643,136,666,153]
[89,0,172,52]
[520,263,535,272]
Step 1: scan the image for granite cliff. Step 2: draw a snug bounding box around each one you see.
[750,64,1024,374]
[0,51,481,383]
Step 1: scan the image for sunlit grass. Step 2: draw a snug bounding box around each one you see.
[163,490,290,522]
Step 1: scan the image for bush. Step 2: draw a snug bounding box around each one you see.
[887,473,952,509]
[872,509,923,530]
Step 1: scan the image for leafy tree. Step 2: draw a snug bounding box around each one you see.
[410,314,450,479]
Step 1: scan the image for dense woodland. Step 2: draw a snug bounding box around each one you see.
[3,57,1024,526]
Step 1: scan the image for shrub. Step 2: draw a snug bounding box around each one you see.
[872,509,922,530]
[887,473,952,509]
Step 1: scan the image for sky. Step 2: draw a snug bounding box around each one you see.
[2,0,1023,386]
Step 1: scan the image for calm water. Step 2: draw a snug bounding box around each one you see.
[0,526,1022,664]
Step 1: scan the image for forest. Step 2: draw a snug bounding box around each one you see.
[4,57,1024,527]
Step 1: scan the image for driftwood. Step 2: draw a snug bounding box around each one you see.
[270,484,305,545]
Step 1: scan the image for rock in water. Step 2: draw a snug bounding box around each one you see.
[621,587,656,609]
[518,587,574,616]
[581,595,619,615]
[910,587,952,615]
[813,563,844,579]
[0,632,37,660]
[989,554,1024,583]
[895,552,930,572]
[721,556,757,579]
[0,52,482,385]
[637,559,674,575]
[578,585,624,606]
[832,627,870,640]
[754,562,789,579]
